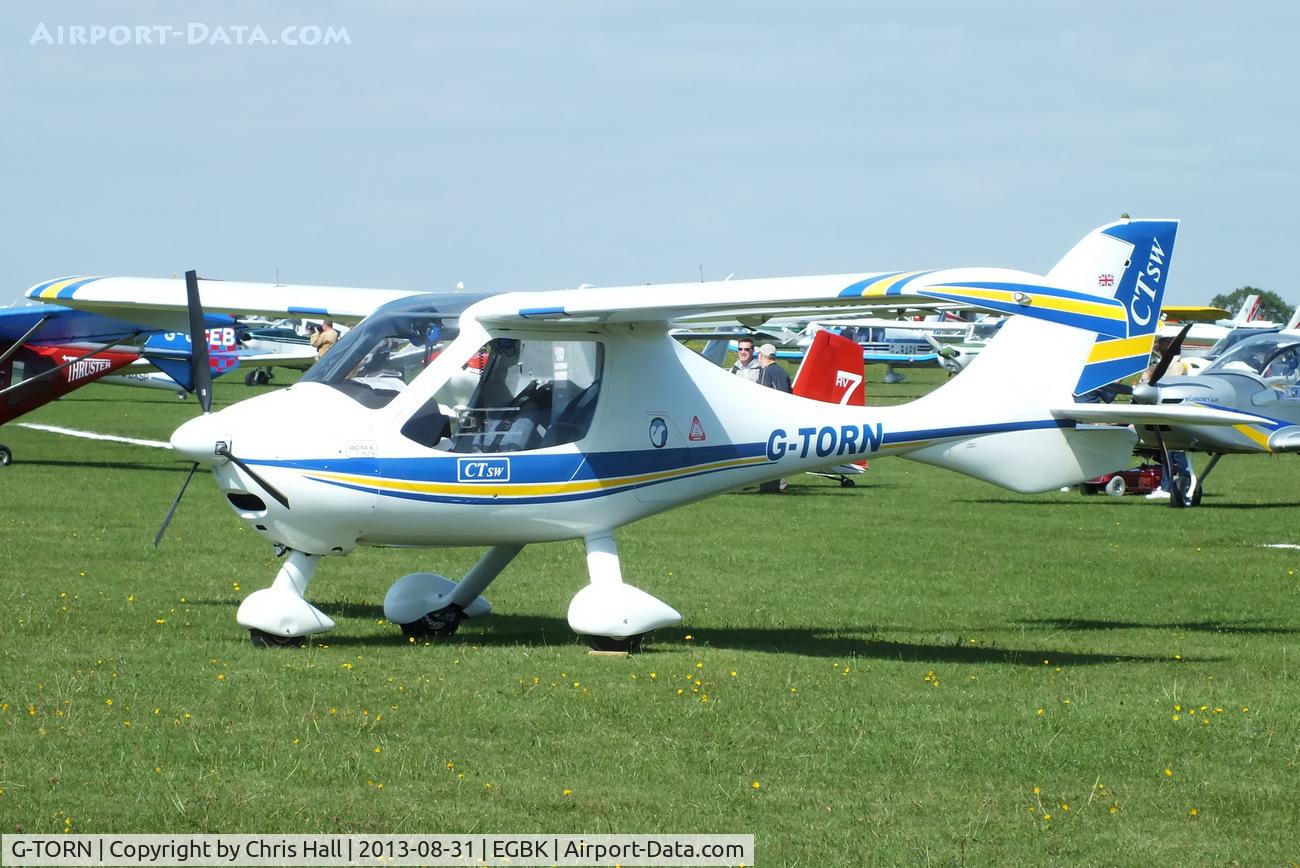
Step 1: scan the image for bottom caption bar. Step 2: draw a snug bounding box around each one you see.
[2,834,755,867]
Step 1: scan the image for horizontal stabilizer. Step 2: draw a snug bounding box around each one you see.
[1052,403,1267,427]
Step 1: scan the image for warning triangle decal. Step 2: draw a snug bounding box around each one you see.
[688,415,706,442]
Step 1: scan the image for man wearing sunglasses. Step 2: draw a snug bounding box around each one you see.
[728,337,762,382]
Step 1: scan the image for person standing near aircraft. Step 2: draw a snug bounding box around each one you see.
[756,343,792,392]
[729,337,761,381]
[756,343,793,492]
[310,319,338,360]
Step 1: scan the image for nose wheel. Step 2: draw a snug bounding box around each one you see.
[582,633,646,655]
[249,628,307,648]
[399,604,464,639]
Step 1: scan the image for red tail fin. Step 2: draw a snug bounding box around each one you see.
[792,329,866,405]
[792,329,867,471]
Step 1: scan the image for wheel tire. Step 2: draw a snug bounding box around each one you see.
[249,628,307,648]
[0,445,11,467]
[582,633,645,654]
[244,371,257,386]
[1189,485,1203,507]
[399,605,463,639]
[1104,476,1127,496]
[254,369,271,385]
[840,478,856,488]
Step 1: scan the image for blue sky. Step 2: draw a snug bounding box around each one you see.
[2,2,1297,307]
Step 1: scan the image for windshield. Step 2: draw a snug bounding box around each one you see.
[1203,332,1300,380]
[300,292,489,408]
[1204,326,1279,360]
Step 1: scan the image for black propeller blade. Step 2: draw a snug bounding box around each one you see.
[154,462,200,547]
[155,270,214,547]
[156,270,293,545]
[1147,321,1194,386]
[185,270,213,413]
[216,443,290,510]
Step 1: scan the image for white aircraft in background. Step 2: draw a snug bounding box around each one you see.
[27,219,1266,650]
[1158,293,1270,354]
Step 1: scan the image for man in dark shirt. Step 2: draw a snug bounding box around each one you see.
[756,343,792,392]
[756,344,792,491]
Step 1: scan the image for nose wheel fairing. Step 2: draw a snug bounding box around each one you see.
[235,550,336,640]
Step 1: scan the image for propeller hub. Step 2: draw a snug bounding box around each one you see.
[170,414,227,463]
[1130,382,1161,405]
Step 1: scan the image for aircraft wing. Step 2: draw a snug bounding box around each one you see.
[1051,403,1270,427]
[470,267,1134,339]
[26,276,421,332]
[1161,305,1230,323]
[0,303,155,346]
[235,347,320,371]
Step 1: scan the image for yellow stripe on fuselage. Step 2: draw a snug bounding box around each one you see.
[305,454,772,499]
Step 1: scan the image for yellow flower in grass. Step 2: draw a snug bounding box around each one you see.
[562,788,572,796]
[751,781,761,790]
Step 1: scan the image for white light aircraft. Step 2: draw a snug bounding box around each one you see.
[27,219,1268,649]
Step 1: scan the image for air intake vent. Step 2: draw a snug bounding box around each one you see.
[227,492,267,512]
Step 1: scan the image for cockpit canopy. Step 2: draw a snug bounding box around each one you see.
[1203,332,1300,382]
[300,292,488,408]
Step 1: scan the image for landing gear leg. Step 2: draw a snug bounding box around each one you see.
[567,532,681,654]
[236,550,335,646]
[1152,428,1195,508]
[1188,453,1222,507]
[384,544,521,639]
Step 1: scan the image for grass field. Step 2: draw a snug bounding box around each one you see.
[2,367,1299,864]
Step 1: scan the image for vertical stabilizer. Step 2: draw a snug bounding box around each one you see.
[1060,220,1179,396]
